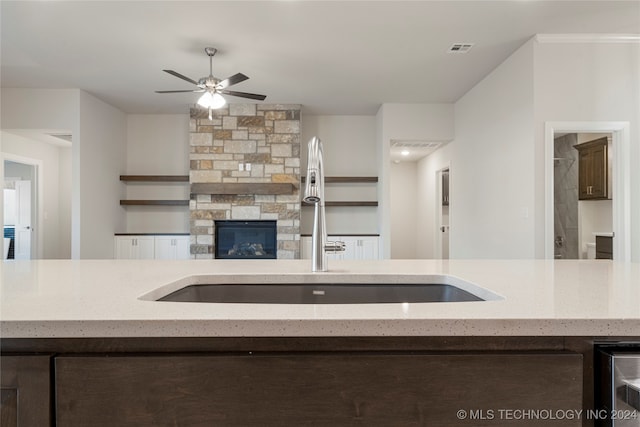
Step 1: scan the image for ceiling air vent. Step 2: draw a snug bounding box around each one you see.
[447,43,474,54]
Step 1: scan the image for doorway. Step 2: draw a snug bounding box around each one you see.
[3,160,37,260]
[435,167,450,259]
[545,122,630,261]
[553,133,613,259]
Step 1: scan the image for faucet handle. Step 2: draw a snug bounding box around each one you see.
[325,240,345,253]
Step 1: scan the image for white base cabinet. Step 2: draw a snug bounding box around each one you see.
[115,235,189,260]
[300,236,380,260]
[154,236,191,260]
[114,236,155,259]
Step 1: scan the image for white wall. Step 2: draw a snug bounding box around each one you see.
[2,132,72,258]
[77,91,126,258]
[449,39,536,258]
[125,114,190,233]
[534,40,640,261]
[378,104,455,257]
[300,115,378,234]
[390,161,417,258]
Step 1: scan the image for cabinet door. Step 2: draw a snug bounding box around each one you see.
[114,237,135,259]
[578,149,592,199]
[153,236,175,260]
[590,142,607,198]
[115,236,154,259]
[1,356,51,427]
[174,236,190,259]
[336,236,358,260]
[55,352,582,427]
[358,237,380,260]
[155,236,191,260]
[134,237,155,259]
[576,139,608,200]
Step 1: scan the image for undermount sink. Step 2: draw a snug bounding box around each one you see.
[140,274,503,304]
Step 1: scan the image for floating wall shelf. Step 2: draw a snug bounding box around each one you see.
[120,200,189,206]
[300,176,378,183]
[302,201,378,207]
[120,175,189,182]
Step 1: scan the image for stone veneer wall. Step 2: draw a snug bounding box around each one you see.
[189,104,301,259]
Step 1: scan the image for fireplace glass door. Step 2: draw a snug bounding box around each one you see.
[214,220,277,259]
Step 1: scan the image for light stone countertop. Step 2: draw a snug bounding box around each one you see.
[1,259,639,338]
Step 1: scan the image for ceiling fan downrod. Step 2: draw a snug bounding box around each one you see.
[205,47,217,78]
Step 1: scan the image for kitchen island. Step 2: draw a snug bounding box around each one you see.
[2,259,639,426]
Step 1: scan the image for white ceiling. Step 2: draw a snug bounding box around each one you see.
[1,1,638,116]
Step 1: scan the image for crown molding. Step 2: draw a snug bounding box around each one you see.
[535,34,640,44]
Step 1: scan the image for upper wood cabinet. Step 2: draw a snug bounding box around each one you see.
[574,137,609,200]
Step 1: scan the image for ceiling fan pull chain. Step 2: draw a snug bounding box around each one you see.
[208,107,213,121]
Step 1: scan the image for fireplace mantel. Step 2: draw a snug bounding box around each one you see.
[190,182,297,196]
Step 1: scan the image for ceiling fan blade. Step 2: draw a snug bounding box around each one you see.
[217,73,249,89]
[155,89,204,94]
[162,69,199,85]
[220,89,267,101]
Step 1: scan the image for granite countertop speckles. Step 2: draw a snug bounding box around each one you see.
[1,259,639,338]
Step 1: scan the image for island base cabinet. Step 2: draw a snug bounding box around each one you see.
[55,352,582,427]
[0,356,52,427]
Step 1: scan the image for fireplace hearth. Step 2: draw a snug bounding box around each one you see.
[214,220,277,259]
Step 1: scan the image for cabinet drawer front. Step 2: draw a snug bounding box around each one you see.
[55,352,582,427]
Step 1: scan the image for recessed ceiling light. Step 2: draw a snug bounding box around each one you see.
[401,150,410,156]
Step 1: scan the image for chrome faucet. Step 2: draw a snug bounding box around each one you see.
[303,136,345,271]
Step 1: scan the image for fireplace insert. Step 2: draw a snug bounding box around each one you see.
[214,220,277,259]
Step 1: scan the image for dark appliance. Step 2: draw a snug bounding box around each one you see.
[595,344,640,427]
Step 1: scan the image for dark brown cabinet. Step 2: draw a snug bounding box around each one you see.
[575,137,609,200]
[0,356,52,427]
[596,235,613,259]
[55,352,582,426]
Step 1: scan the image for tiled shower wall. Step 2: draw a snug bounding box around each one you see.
[189,104,301,259]
[553,133,579,259]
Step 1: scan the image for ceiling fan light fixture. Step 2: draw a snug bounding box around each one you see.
[197,91,226,109]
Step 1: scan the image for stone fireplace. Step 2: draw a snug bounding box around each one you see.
[189,104,301,259]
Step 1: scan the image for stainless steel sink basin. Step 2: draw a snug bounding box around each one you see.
[157,283,484,304]
[141,274,503,304]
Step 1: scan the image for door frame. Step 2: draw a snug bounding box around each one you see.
[434,164,450,259]
[2,153,43,259]
[544,121,630,261]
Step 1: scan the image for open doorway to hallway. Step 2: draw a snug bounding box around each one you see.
[4,160,36,260]
[2,129,73,260]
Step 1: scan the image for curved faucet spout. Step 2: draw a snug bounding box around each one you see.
[304,136,344,272]
[303,136,323,204]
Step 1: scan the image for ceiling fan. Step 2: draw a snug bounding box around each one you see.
[156,47,266,118]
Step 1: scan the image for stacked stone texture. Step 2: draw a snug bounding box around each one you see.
[189,104,301,259]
